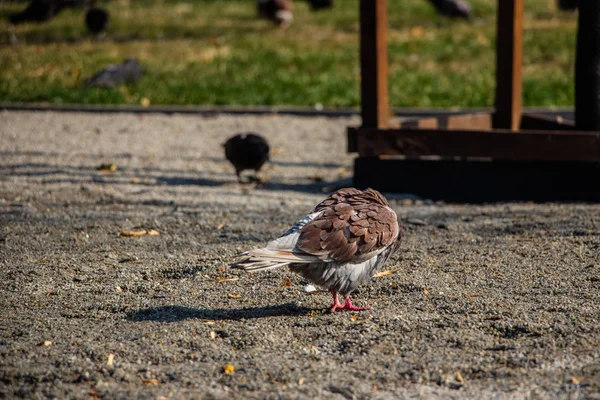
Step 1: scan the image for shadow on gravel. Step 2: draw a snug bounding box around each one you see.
[127,303,311,322]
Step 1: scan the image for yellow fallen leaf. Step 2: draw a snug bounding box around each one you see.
[424,287,430,295]
[142,379,159,385]
[571,376,584,384]
[373,270,394,278]
[38,340,52,346]
[107,353,114,367]
[120,229,159,237]
[96,163,117,172]
[210,331,217,340]
[350,315,359,321]
[298,377,305,385]
[224,364,234,374]
[217,224,224,230]
[140,97,150,107]
[203,321,215,325]
[216,277,239,283]
[120,229,147,237]
[227,293,241,299]
[456,371,464,384]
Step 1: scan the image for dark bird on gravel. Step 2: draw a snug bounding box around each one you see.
[224,133,270,183]
[257,0,293,28]
[426,0,471,18]
[85,7,109,35]
[307,0,333,11]
[232,188,403,312]
[84,58,143,88]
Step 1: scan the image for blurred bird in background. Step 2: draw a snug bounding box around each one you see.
[85,6,109,36]
[84,59,143,88]
[224,133,270,184]
[8,0,82,24]
[426,0,471,18]
[257,0,293,28]
[306,0,333,11]
[557,0,577,11]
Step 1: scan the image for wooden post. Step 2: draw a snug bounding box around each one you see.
[575,0,600,131]
[360,0,389,128]
[494,0,523,130]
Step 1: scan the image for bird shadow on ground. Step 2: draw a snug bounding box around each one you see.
[127,303,312,322]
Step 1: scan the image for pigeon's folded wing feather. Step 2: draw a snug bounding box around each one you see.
[296,202,399,263]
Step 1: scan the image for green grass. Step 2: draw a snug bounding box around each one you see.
[0,0,577,107]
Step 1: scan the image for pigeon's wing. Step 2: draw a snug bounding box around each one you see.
[312,187,391,213]
[296,201,399,263]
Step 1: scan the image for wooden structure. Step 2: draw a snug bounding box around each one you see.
[349,0,600,202]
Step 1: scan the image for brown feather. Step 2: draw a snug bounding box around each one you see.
[296,187,401,263]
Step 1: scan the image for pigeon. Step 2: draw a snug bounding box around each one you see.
[232,188,403,312]
[85,7,109,35]
[426,0,471,18]
[84,58,143,88]
[307,0,333,11]
[224,133,270,183]
[257,0,293,28]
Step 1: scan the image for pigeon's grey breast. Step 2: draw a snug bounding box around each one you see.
[289,242,397,296]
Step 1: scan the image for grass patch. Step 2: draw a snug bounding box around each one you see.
[0,0,577,107]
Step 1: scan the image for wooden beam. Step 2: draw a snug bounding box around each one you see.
[575,0,600,130]
[354,157,600,202]
[352,127,600,162]
[360,0,389,129]
[494,0,523,130]
[520,113,576,131]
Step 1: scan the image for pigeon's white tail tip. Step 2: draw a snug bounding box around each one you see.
[230,248,314,272]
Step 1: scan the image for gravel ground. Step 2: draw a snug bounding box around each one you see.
[1,110,599,399]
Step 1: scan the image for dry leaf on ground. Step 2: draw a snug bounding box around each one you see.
[96,163,117,172]
[120,229,159,237]
[216,277,239,283]
[224,364,234,374]
[142,379,159,385]
[227,293,241,299]
[456,371,464,384]
[373,270,394,278]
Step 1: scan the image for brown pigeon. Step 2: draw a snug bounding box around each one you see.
[232,188,403,312]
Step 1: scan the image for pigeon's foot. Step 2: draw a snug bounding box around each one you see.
[329,291,370,312]
[340,297,371,312]
[329,290,346,312]
[247,174,264,185]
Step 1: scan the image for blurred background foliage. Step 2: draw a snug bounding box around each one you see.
[0,0,577,107]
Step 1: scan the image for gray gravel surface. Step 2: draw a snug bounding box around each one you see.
[1,110,599,399]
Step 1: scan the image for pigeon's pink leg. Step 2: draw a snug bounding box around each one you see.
[330,290,346,312]
[340,296,371,312]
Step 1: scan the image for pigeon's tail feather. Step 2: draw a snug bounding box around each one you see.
[231,248,316,272]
